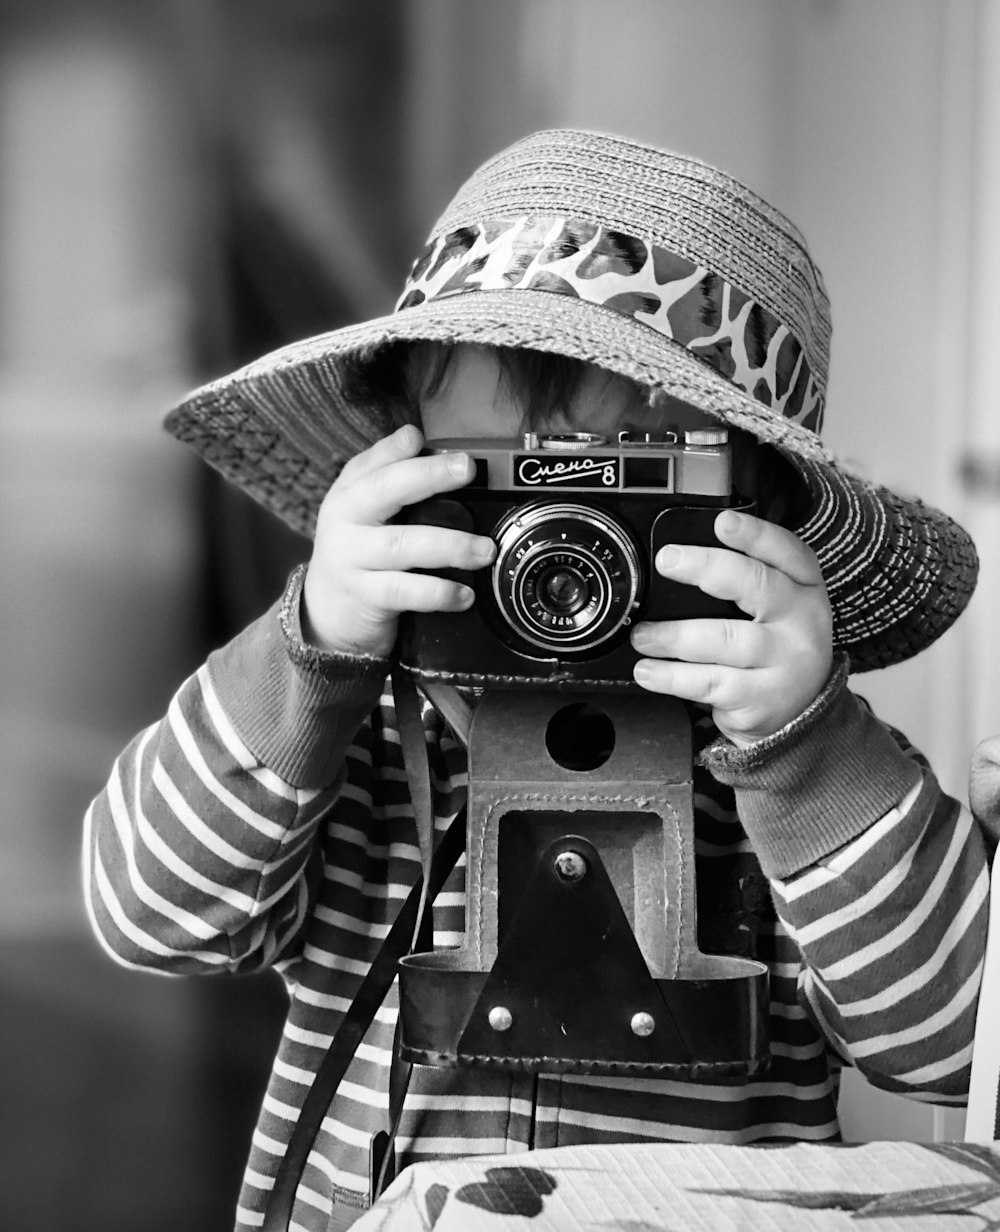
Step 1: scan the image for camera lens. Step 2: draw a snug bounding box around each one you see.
[492,502,643,655]
[536,565,589,617]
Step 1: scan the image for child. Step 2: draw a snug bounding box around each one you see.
[84,130,989,1232]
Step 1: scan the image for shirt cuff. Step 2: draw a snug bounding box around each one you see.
[207,566,390,789]
[699,654,922,878]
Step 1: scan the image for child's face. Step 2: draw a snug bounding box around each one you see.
[420,344,720,441]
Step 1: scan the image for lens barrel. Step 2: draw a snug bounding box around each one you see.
[492,502,643,654]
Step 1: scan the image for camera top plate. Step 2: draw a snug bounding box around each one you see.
[424,431,731,498]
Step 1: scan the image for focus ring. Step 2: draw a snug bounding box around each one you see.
[491,502,643,654]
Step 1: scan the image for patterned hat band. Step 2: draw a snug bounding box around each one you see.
[398,215,826,433]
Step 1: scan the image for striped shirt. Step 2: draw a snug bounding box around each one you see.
[83,573,989,1231]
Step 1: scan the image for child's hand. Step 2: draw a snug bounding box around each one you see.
[970,735,1000,847]
[302,425,496,658]
[629,510,833,747]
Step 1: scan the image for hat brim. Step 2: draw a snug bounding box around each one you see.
[165,290,977,672]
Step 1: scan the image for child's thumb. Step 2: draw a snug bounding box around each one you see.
[970,735,1000,845]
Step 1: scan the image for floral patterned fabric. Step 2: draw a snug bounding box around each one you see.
[353,1141,1000,1231]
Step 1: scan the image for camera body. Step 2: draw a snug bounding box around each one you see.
[397,428,754,686]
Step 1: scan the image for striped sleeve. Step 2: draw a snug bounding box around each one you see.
[703,663,989,1104]
[83,573,390,976]
[772,773,987,1102]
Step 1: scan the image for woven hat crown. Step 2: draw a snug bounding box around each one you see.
[424,129,832,411]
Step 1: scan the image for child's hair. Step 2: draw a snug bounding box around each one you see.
[341,340,626,431]
[341,341,809,527]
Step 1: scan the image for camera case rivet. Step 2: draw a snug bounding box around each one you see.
[630,1012,655,1038]
[488,1006,514,1033]
[553,850,588,882]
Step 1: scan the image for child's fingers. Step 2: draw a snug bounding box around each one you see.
[631,617,769,669]
[342,451,477,525]
[632,656,746,708]
[714,510,824,587]
[353,523,496,574]
[653,541,790,620]
[337,424,424,484]
[359,570,476,616]
[970,735,1000,826]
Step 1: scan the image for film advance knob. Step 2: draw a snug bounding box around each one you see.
[684,428,729,446]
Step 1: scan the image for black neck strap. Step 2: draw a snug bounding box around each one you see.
[260,673,467,1232]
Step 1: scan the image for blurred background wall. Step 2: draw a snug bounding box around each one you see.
[2,1,999,1228]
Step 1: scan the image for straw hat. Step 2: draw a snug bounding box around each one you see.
[165,128,977,672]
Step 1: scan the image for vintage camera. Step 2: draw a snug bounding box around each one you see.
[397,427,754,685]
[393,431,771,1090]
